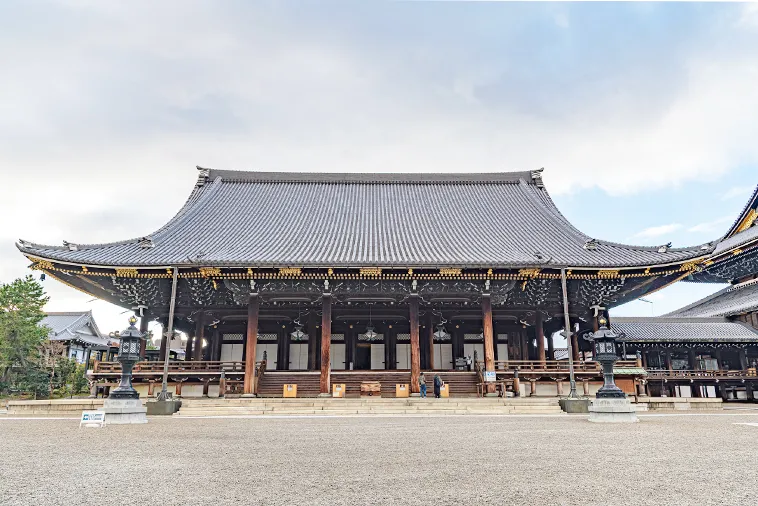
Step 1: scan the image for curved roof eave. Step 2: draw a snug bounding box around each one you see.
[15,167,721,271]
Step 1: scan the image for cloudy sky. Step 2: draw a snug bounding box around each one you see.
[2,1,757,335]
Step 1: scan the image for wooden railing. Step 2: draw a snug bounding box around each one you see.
[646,368,758,379]
[254,359,267,394]
[475,359,640,373]
[93,360,249,374]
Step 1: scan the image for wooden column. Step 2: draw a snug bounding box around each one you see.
[139,315,149,359]
[426,313,435,371]
[185,331,195,362]
[482,295,495,394]
[409,295,421,394]
[307,311,318,371]
[547,332,555,361]
[243,295,259,396]
[571,327,580,363]
[194,312,206,361]
[212,329,222,361]
[159,323,169,361]
[320,294,332,395]
[536,313,546,367]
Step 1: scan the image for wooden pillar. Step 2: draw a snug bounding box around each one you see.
[520,331,529,360]
[388,327,397,370]
[320,294,332,395]
[547,332,554,361]
[426,313,435,371]
[529,379,537,397]
[139,315,149,359]
[212,329,222,361]
[185,331,195,362]
[582,379,590,396]
[536,313,546,367]
[571,328,580,363]
[243,295,259,396]
[556,379,564,396]
[307,311,318,371]
[409,295,421,393]
[159,324,169,361]
[482,295,495,394]
[194,312,206,362]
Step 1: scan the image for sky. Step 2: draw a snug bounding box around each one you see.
[1,1,757,338]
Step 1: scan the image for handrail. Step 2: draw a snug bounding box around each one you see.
[473,359,642,374]
[93,360,255,374]
[646,368,757,379]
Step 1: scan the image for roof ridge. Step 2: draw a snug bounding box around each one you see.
[199,167,542,185]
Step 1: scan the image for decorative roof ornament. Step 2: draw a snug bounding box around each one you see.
[530,168,545,188]
[138,236,154,249]
[658,242,672,253]
[583,239,599,250]
[62,240,78,251]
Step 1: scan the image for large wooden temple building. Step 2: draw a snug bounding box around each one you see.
[16,168,758,399]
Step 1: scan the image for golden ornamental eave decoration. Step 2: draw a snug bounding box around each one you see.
[518,268,541,278]
[679,261,699,272]
[439,268,462,276]
[115,268,139,278]
[735,209,758,234]
[199,267,221,277]
[359,267,382,276]
[278,267,302,276]
[597,269,620,279]
[29,257,54,271]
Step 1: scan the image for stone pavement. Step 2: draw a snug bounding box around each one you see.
[0,413,756,505]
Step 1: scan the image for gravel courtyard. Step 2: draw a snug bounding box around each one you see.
[1,412,757,505]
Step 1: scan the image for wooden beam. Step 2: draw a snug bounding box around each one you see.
[320,294,332,395]
[243,295,259,395]
[409,295,421,393]
[547,332,554,361]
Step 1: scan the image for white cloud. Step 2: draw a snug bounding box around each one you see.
[720,186,753,201]
[687,215,733,233]
[631,223,682,240]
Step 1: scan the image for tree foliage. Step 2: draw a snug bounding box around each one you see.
[0,276,49,390]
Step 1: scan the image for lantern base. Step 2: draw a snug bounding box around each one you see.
[588,397,638,423]
[100,398,148,424]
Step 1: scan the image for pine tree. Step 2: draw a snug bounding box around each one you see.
[0,275,49,392]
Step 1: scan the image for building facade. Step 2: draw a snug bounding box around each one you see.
[17,168,758,398]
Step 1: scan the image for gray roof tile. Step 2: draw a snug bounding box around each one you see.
[612,316,758,342]
[665,279,758,317]
[17,169,713,269]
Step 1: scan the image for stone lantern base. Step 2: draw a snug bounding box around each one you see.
[99,398,148,424]
[588,397,638,423]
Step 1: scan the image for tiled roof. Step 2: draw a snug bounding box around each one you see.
[40,311,110,347]
[665,279,758,317]
[611,317,758,342]
[17,168,713,269]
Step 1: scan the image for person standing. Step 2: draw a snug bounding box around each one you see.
[433,374,443,398]
[419,372,427,398]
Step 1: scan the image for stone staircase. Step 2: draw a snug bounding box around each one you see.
[175,397,563,416]
[257,370,479,398]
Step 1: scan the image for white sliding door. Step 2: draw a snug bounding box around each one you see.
[289,343,308,370]
[256,343,278,370]
[433,343,453,370]
[397,343,411,369]
[331,343,346,370]
[370,344,385,370]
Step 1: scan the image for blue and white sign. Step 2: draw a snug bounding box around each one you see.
[80,410,106,428]
[484,371,497,383]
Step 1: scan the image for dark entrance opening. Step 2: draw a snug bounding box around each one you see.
[355,343,371,370]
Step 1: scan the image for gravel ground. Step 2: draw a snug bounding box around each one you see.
[1,413,757,505]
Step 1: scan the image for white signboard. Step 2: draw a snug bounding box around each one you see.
[80,410,106,428]
[484,371,496,383]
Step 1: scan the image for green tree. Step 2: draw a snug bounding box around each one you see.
[0,276,49,391]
